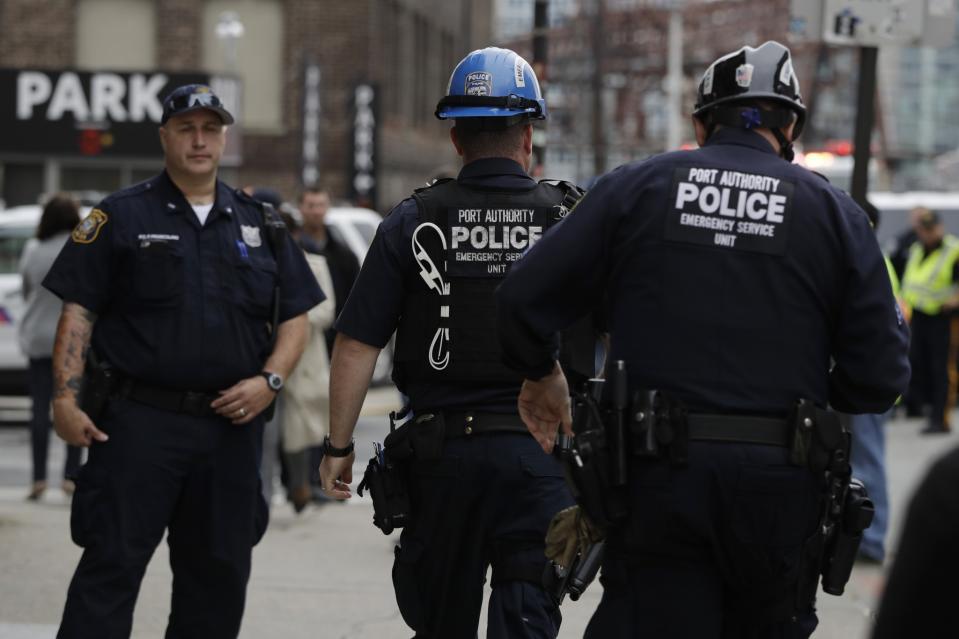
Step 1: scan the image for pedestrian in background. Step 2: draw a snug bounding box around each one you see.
[19,194,82,501]
[274,209,336,512]
[297,186,360,497]
[901,209,959,433]
[298,187,360,354]
[45,83,324,639]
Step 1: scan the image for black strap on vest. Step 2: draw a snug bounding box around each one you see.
[260,202,287,350]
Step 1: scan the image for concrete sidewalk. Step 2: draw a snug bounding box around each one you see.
[0,401,956,638]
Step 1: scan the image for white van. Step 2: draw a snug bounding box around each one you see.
[0,204,384,395]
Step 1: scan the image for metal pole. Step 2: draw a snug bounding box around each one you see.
[591,0,606,176]
[532,0,549,174]
[850,46,877,208]
[665,2,683,151]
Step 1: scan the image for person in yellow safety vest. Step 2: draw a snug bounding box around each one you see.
[902,209,959,434]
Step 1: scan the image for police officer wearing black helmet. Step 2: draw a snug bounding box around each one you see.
[497,41,910,638]
[319,47,596,637]
[45,84,325,638]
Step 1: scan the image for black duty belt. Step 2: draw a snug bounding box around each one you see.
[686,413,791,447]
[440,411,529,439]
[116,379,220,419]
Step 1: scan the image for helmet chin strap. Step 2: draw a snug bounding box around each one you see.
[707,106,797,162]
[771,128,795,162]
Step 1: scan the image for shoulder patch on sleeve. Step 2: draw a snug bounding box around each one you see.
[72,208,108,244]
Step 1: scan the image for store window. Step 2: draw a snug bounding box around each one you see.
[60,166,123,197]
[202,0,283,131]
[77,0,156,70]
[1,163,44,207]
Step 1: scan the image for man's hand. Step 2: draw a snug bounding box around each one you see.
[212,376,276,424]
[319,453,355,500]
[518,361,572,454]
[53,398,108,447]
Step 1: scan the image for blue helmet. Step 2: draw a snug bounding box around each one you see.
[435,47,547,124]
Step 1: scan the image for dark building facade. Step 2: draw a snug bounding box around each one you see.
[0,0,493,210]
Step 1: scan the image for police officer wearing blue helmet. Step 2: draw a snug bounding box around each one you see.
[320,47,596,637]
[496,41,910,638]
[45,84,325,638]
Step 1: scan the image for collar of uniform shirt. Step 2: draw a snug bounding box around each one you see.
[457,157,536,189]
[705,127,778,156]
[157,170,236,217]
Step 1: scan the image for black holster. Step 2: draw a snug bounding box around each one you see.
[560,376,630,529]
[357,411,417,535]
[789,401,874,601]
[79,351,116,421]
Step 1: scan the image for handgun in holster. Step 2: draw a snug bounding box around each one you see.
[357,409,414,535]
[561,364,631,530]
[78,350,116,421]
[543,539,606,605]
[789,400,874,601]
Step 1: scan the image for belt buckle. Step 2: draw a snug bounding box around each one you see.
[180,391,207,417]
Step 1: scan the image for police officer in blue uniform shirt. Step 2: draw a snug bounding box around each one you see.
[45,84,324,639]
[496,42,910,638]
[319,48,595,638]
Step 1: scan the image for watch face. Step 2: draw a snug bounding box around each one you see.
[266,373,283,390]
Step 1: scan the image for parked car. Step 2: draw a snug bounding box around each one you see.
[0,203,385,394]
[321,206,394,386]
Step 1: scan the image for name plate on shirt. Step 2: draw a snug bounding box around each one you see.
[665,167,795,256]
[445,207,551,277]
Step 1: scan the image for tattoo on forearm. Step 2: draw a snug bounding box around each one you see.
[52,304,96,400]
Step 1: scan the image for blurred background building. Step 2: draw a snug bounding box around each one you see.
[0,0,957,210]
[0,0,493,210]
[493,0,959,192]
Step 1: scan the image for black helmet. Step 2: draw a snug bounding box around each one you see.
[694,41,806,139]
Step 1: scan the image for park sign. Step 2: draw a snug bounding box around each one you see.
[789,0,957,48]
[0,68,242,163]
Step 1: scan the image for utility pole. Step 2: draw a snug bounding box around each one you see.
[591,0,607,176]
[532,0,549,174]
[665,0,684,151]
[850,46,878,208]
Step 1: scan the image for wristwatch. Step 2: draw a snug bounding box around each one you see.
[323,435,355,457]
[260,370,284,392]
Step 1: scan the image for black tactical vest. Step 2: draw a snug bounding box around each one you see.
[393,178,595,389]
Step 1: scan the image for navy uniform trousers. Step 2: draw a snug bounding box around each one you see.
[584,441,821,639]
[58,398,266,639]
[907,310,958,430]
[392,431,573,639]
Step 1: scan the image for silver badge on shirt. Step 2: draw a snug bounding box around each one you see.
[240,225,262,248]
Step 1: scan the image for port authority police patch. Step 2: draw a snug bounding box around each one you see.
[71,208,108,244]
[446,206,550,277]
[664,167,795,256]
[465,71,493,96]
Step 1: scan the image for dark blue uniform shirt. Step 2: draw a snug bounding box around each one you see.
[497,128,910,414]
[44,171,325,392]
[335,158,537,413]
